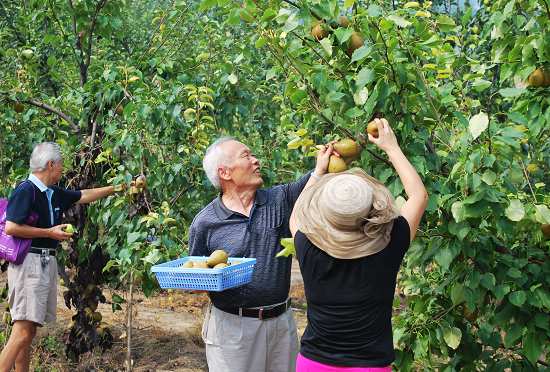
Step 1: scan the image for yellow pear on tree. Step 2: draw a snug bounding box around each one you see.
[328,155,348,173]
[527,68,550,87]
[366,121,379,138]
[347,32,364,56]
[13,102,24,113]
[311,22,328,41]
[337,16,350,28]
[334,139,360,158]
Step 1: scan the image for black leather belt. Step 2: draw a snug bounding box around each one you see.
[217,298,291,320]
[29,247,56,256]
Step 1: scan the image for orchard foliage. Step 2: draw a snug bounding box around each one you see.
[1,0,549,368]
[220,0,549,369]
[0,0,291,360]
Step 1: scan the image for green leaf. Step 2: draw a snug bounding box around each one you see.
[127,232,142,244]
[534,205,550,224]
[387,15,411,28]
[509,291,527,306]
[434,246,457,271]
[480,273,496,290]
[282,13,299,32]
[356,68,376,88]
[450,283,465,305]
[287,137,302,150]
[112,293,125,304]
[255,37,267,48]
[142,249,162,265]
[523,332,542,364]
[319,38,333,56]
[326,91,346,103]
[345,107,364,118]
[481,170,497,185]
[276,238,296,257]
[451,201,466,222]
[505,199,525,222]
[494,284,510,301]
[344,0,355,8]
[503,0,516,17]
[102,259,119,273]
[351,45,371,63]
[471,79,492,92]
[290,89,307,104]
[507,267,522,279]
[199,0,217,11]
[334,28,353,44]
[498,88,526,97]
[443,327,462,349]
[469,112,489,140]
[260,8,277,22]
[504,324,523,347]
[367,4,383,17]
[507,112,528,125]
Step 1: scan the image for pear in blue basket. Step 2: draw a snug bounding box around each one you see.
[213,263,229,269]
[207,250,228,267]
[182,261,194,268]
[193,261,210,269]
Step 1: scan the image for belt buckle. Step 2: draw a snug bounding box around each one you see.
[40,249,50,267]
[258,308,264,320]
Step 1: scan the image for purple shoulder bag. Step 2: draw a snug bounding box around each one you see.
[0,181,39,264]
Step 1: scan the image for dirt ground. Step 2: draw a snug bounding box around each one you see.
[0,260,307,371]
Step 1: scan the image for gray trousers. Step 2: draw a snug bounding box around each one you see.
[202,303,299,372]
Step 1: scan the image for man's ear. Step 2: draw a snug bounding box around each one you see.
[218,166,231,182]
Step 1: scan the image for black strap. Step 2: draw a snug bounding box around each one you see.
[217,298,291,320]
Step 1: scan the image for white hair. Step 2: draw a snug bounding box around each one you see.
[202,137,235,189]
[29,142,62,172]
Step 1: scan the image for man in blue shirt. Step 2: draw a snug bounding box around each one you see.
[189,137,335,371]
[0,142,126,372]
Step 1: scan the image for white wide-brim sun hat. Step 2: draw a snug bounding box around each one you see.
[293,168,399,259]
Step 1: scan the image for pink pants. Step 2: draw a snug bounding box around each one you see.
[296,353,392,372]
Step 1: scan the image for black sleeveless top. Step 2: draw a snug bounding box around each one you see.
[295,216,410,367]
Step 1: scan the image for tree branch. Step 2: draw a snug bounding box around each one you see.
[86,0,109,69]
[369,20,399,87]
[68,0,87,86]
[23,99,79,132]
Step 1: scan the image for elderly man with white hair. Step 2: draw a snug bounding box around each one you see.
[0,142,125,372]
[188,137,336,372]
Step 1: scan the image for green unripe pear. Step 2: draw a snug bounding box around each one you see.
[21,49,34,60]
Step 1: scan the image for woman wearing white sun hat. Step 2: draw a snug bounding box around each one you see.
[289,118,428,371]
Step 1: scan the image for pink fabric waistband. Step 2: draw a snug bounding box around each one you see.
[296,353,392,372]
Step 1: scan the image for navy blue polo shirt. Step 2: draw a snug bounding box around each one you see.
[188,172,311,309]
[6,177,81,249]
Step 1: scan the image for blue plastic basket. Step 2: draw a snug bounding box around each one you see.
[151,256,256,291]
